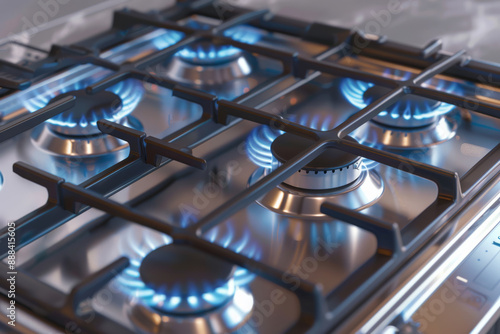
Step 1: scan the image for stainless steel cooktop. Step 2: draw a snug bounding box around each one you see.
[0,1,499,334]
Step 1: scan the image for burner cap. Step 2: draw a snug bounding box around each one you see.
[271,133,362,190]
[140,244,235,297]
[49,89,121,136]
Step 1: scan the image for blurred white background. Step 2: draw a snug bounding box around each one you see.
[1,0,500,62]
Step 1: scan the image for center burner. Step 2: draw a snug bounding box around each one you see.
[247,127,383,219]
[271,133,362,190]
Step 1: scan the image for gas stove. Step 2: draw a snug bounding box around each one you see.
[0,1,499,334]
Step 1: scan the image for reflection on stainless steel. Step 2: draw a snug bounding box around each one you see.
[250,167,384,218]
[214,208,378,293]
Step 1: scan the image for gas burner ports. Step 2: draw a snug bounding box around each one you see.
[271,133,362,190]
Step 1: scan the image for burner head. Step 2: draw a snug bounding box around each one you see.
[271,133,362,190]
[48,89,121,136]
[139,244,236,314]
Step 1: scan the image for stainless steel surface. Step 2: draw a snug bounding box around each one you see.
[0,2,499,334]
[351,180,500,334]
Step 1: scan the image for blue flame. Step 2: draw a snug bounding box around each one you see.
[223,25,260,45]
[176,25,260,63]
[205,224,262,286]
[151,29,184,50]
[23,78,144,129]
[340,70,461,121]
[246,114,335,169]
[116,226,256,314]
[177,44,241,61]
[246,125,283,169]
[383,68,413,81]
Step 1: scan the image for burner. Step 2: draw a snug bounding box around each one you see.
[29,116,141,157]
[341,75,460,128]
[352,114,459,150]
[271,133,362,190]
[249,166,383,219]
[24,78,144,156]
[117,229,255,334]
[140,244,235,314]
[164,26,259,85]
[246,117,382,218]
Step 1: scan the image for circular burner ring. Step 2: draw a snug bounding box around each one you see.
[270,133,362,190]
[30,116,142,157]
[250,167,383,219]
[164,50,255,86]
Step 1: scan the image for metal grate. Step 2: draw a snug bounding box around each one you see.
[0,0,499,333]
